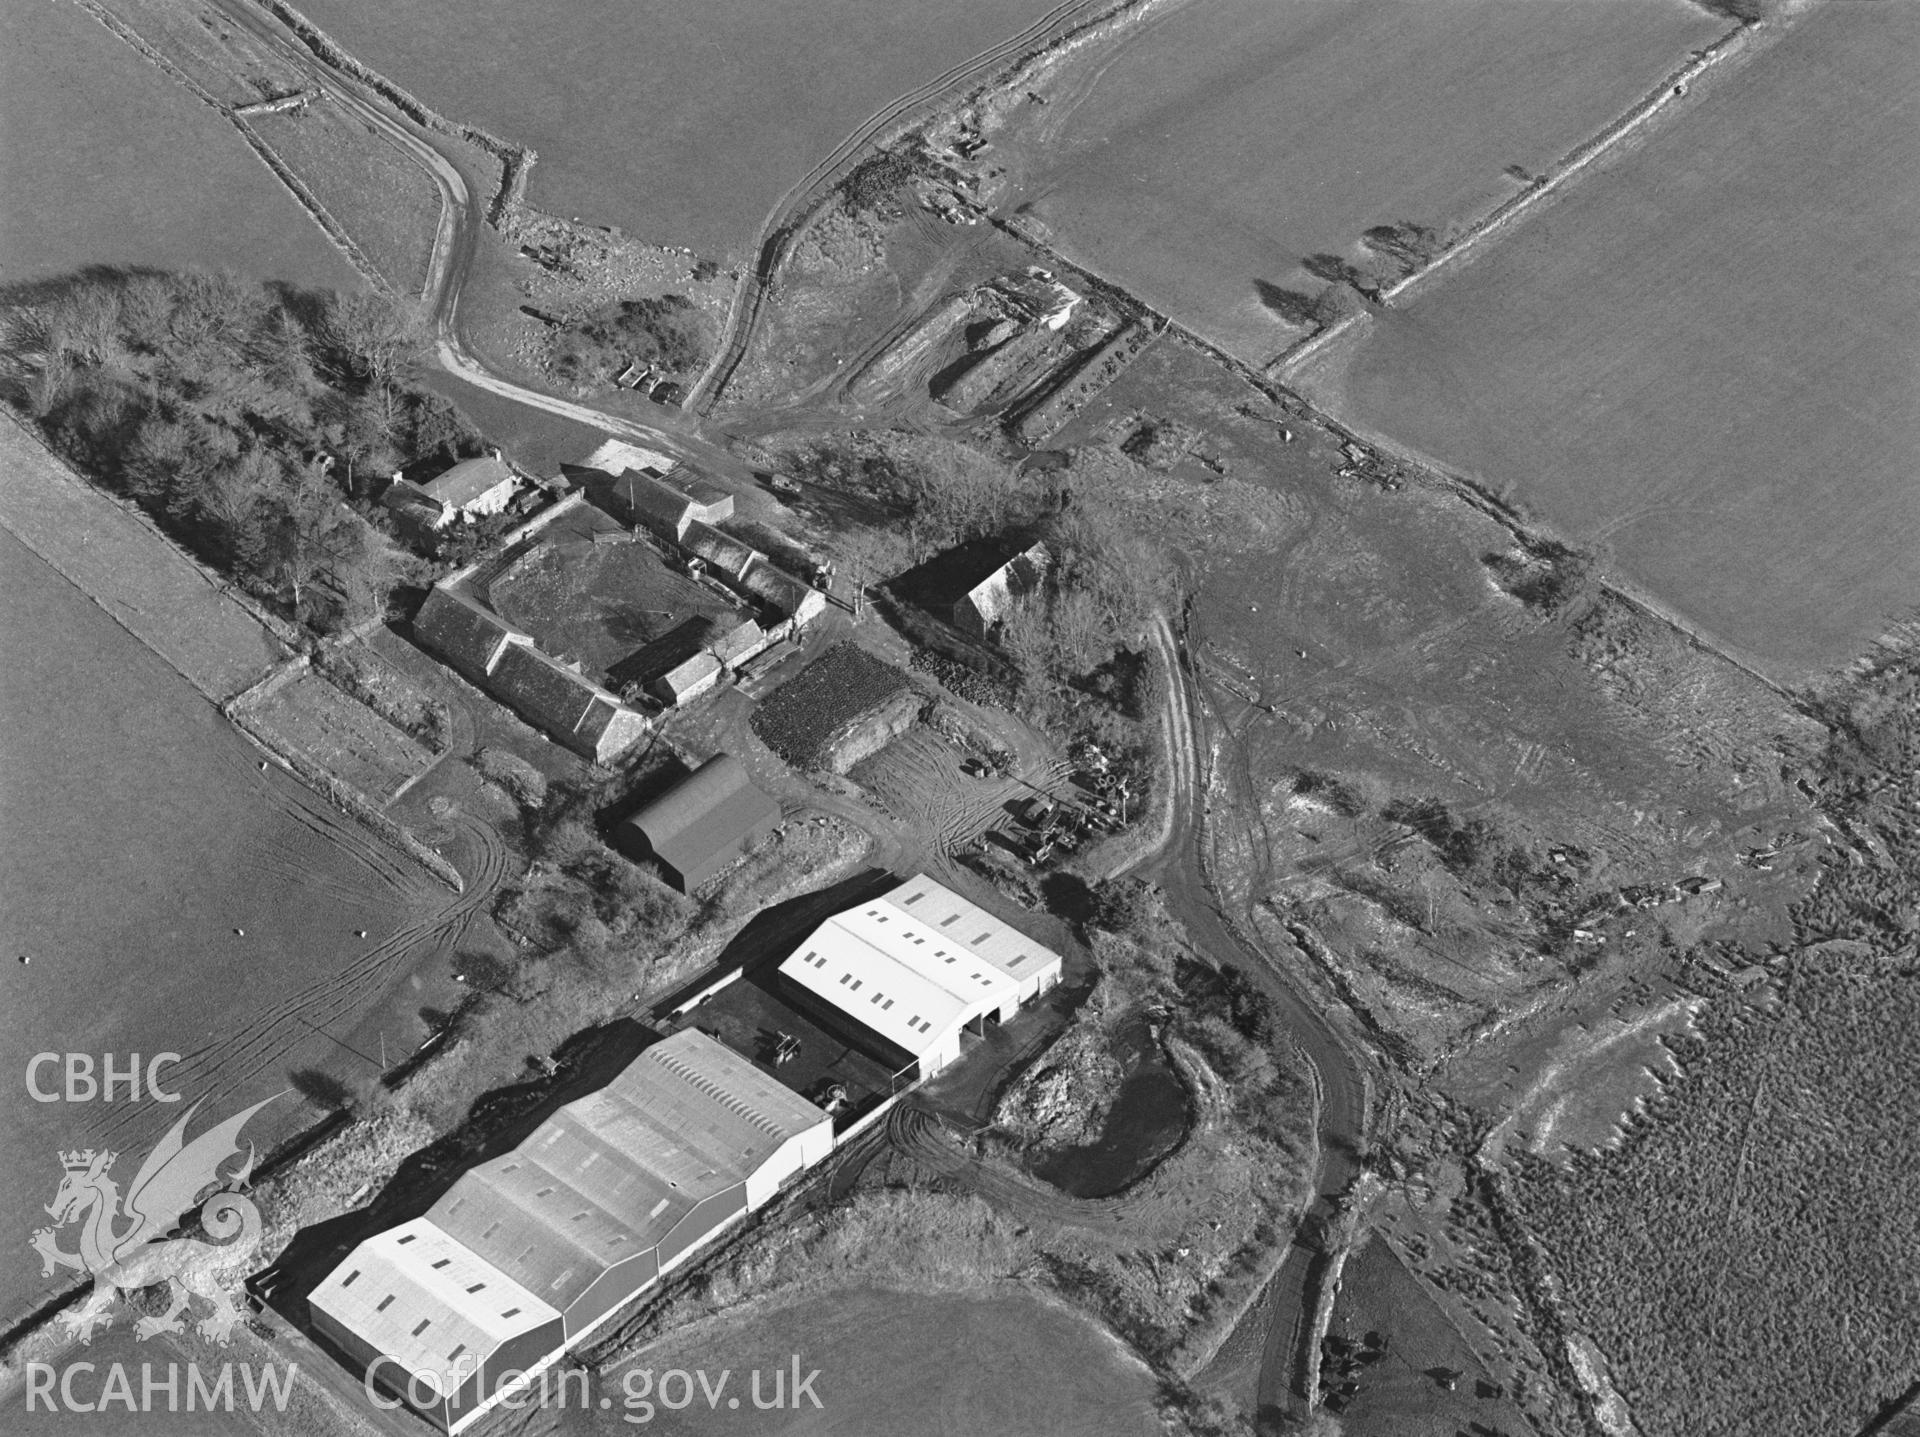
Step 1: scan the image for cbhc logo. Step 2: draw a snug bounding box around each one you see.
[27,1054,184,1103]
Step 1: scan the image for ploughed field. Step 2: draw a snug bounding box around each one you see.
[288,0,1085,256]
[1300,2,1920,681]
[1000,0,1721,364]
[1,0,358,288]
[0,529,440,1326]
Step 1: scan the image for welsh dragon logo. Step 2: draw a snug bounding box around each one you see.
[31,1096,277,1346]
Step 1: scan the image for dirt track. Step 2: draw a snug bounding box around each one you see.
[687,0,1133,413]
[1126,603,1374,1415]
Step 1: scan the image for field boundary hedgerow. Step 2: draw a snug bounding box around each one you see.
[260,0,528,223]
[68,0,392,292]
[1273,13,1765,376]
[0,414,300,699]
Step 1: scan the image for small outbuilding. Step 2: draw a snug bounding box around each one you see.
[647,651,723,708]
[615,753,781,892]
[953,541,1049,639]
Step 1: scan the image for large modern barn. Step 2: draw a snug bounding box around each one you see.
[777,873,1063,1080]
[309,1029,832,1433]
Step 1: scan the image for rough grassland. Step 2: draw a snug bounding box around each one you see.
[597,1287,1158,1437]
[1303,4,1920,682]
[287,0,1073,254]
[0,0,358,289]
[1511,952,1920,1437]
[1004,0,1721,364]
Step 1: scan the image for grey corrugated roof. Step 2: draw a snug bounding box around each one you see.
[429,1030,825,1310]
[777,875,1064,1059]
[881,872,1062,982]
[309,1217,559,1387]
[625,754,780,876]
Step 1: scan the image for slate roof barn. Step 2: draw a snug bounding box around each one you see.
[615,754,781,891]
[488,642,649,764]
[309,1029,831,1434]
[656,464,734,525]
[607,468,699,542]
[953,541,1049,639]
[682,520,758,580]
[739,558,828,627]
[413,584,649,764]
[413,586,530,683]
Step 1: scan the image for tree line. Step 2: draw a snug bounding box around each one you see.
[0,267,487,630]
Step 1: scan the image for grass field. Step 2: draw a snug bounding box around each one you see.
[572,1287,1159,1437]
[247,97,444,295]
[248,671,437,803]
[287,0,1073,255]
[1001,0,1720,364]
[0,525,447,1327]
[1319,1236,1528,1436]
[1301,3,1920,682]
[0,0,358,289]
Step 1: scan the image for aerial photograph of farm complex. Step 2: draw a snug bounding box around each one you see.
[3,0,1916,1433]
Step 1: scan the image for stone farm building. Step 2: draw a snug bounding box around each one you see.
[574,462,825,636]
[613,753,781,892]
[309,1028,832,1434]
[412,584,648,764]
[598,465,733,542]
[953,540,1049,639]
[777,873,1063,1081]
[383,454,518,532]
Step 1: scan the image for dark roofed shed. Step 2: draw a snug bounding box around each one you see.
[614,754,781,891]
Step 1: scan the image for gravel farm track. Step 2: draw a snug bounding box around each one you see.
[686,0,1126,413]
[121,0,1375,1415]
[1143,609,1373,1417]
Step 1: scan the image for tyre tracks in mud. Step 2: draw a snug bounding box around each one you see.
[1130,602,1377,1414]
[83,812,509,1151]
